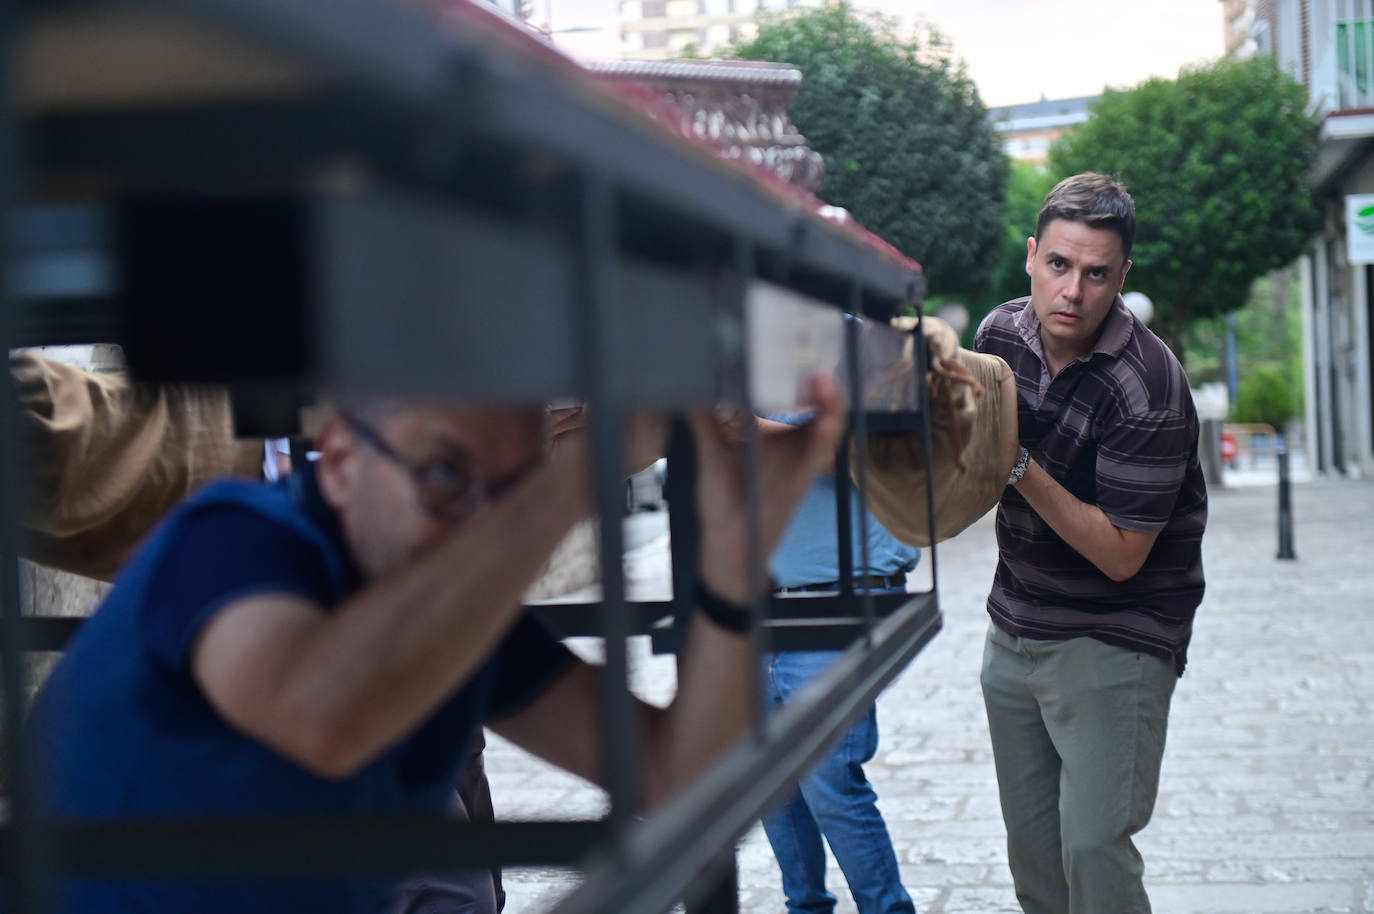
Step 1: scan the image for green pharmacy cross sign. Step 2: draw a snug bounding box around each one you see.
[1347,194,1374,264]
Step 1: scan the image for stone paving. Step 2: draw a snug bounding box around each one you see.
[488,475,1374,913]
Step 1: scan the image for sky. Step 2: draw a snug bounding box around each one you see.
[540,0,1226,108]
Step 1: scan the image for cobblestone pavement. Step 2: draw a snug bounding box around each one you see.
[488,476,1374,914]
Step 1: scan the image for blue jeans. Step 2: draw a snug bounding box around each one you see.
[761,650,916,914]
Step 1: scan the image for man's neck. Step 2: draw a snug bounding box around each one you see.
[1040,336,1090,378]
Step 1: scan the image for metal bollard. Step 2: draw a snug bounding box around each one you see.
[1276,440,1296,560]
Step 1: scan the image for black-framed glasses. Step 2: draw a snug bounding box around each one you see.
[341,414,540,521]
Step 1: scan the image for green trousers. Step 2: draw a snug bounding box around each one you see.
[980,622,1177,914]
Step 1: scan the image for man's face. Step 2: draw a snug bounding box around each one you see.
[1026,218,1132,366]
[318,404,546,580]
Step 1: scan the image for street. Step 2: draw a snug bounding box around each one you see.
[490,475,1374,913]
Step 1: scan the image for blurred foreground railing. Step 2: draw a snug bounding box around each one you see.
[1,2,940,911]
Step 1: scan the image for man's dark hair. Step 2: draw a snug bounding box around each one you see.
[1035,172,1136,260]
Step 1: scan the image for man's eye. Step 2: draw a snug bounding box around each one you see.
[424,462,468,491]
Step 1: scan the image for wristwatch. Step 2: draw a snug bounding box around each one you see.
[1006,447,1031,487]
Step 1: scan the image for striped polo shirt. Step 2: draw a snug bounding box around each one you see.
[975,295,1207,675]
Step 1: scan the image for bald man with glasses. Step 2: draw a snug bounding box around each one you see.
[28,388,845,914]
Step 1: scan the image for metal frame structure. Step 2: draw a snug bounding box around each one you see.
[2,1,943,911]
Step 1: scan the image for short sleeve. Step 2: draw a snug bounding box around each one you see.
[483,611,578,721]
[141,505,335,676]
[1095,407,1194,533]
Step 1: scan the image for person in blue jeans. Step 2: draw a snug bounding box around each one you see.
[763,465,920,914]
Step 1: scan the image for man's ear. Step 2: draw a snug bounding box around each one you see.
[313,417,358,511]
[1025,236,1037,277]
[1120,259,1133,289]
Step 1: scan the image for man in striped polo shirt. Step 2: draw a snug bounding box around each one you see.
[973,172,1207,914]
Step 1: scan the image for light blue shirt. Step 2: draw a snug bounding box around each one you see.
[769,472,920,589]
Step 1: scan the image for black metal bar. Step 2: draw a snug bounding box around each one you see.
[1277,439,1296,560]
[22,592,923,653]
[0,819,607,877]
[845,308,877,641]
[729,239,765,636]
[7,616,83,651]
[683,851,739,914]
[665,419,696,623]
[913,292,940,588]
[573,171,639,826]
[534,602,669,640]
[3,5,53,910]
[29,95,408,195]
[652,592,931,654]
[550,597,941,914]
[25,0,917,305]
[11,296,123,348]
[727,240,774,689]
[834,437,854,595]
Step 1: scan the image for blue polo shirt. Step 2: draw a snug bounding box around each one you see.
[769,473,920,588]
[764,413,919,589]
[27,465,575,913]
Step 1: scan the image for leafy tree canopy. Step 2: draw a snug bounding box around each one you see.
[971,160,1059,338]
[733,3,1008,300]
[1050,55,1320,356]
[1232,365,1297,429]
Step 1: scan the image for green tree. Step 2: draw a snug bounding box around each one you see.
[733,4,1008,300]
[1050,56,1320,361]
[1185,271,1304,391]
[1232,365,1297,430]
[970,159,1059,341]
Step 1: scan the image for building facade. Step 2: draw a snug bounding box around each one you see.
[986,95,1098,164]
[1250,0,1374,476]
[618,0,822,59]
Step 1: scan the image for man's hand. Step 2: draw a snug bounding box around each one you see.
[547,405,666,479]
[493,374,846,804]
[693,375,846,604]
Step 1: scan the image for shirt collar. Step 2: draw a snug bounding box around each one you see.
[1013,293,1134,367]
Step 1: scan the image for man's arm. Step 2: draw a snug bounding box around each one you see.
[193,452,588,780]
[1010,456,1159,582]
[196,378,840,788]
[494,378,846,806]
[488,612,754,808]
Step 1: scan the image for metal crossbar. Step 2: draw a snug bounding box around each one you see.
[551,598,942,914]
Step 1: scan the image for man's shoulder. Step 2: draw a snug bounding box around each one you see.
[171,478,311,544]
[1106,323,1197,417]
[121,476,346,601]
[975,298,1030,351]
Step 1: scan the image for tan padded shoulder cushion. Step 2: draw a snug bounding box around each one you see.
[855,316,1020,547]
[11,350,264,581]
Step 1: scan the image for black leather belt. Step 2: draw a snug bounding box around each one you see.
[773,571,906,594]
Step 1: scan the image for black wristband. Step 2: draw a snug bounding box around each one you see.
[695,579,755,633]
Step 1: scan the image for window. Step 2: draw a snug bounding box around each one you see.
[1337,19,1374,103]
